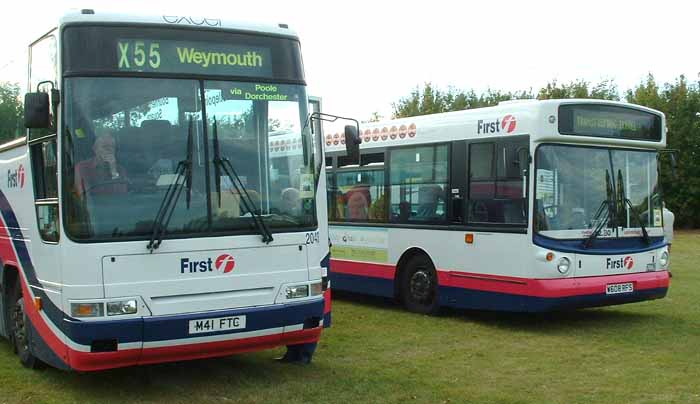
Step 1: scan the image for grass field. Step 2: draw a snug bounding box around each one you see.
[0,232,698,404]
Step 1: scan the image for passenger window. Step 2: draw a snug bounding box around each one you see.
[468,140,528,225]
[390,145,448,223]
[30,137,59,242]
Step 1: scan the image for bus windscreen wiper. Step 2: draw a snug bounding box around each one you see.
[147,117,194,252]
[583,200,611,249]
[583,170,615,249]
[212,119,273,244]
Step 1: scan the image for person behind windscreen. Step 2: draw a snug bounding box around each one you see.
[74,132,128,196]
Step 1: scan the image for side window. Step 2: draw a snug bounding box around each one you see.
[28,34,58,141]
[390,144,449,223]
[30,138,59,242]
[468,139,528,225]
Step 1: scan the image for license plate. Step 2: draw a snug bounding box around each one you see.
[188,315,246,334]
[606,282,634,295]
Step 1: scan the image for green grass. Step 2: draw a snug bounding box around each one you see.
[1,233,699,404]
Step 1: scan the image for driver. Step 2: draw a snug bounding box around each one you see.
[74,132,128,196]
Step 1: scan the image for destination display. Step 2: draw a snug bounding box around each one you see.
[558,104,662,141]
[62,26,305,81]
[117,39,272,77]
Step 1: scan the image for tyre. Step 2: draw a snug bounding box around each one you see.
[400,254,440,315]
[9,282,41,369]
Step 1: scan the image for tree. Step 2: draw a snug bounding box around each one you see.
[0,82,24,143]
[537,79,619,100]
[392,83,533,118]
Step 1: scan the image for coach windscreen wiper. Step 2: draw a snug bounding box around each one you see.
[211,119,273,244]
[147,117,194,252]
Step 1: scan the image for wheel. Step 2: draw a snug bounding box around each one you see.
[400,255,440,315]
[9,282,41,369]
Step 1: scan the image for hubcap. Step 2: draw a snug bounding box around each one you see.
[12,299,28,352]
[410,270,432,302]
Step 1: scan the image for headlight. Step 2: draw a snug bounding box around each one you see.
[557,257,571,274]
[71,302,104,318]
[286,284,309,299]
[107,299,138,316]
[659,251,669,268]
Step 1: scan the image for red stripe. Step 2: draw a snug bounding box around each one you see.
[68,328,322,371]
[323,288,331,314]
[331,258,670,298]
[0,220,69,364]
[332,259,395,280]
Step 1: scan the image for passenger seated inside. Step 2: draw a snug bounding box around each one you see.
[345,187,371,220]
[74,132,128,196]
[416,184,443,219]
[280,187,301,216]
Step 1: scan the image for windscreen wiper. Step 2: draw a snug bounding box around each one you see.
[583,170,615,249]
[147,117,194,252]
[616,169,650,244]
[211,119,273,244]
[583,199,611,249]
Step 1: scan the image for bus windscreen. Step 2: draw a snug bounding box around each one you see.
[62,26,304,81]
[558,104,662,141]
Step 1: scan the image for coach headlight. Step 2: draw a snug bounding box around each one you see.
[286,284,310,299]
[557,257,571,274]
[107,299,138,316]
[659,251,669,268]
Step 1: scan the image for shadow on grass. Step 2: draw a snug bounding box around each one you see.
[33,351,324,403]
[332,289,673,335]
[449,306,671,335]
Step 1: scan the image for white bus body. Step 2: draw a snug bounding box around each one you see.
[0,10,330,371]
[325,99,670,313]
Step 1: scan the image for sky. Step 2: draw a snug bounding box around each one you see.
[1,0,698,126]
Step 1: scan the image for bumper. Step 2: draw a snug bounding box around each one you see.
[61,298,325,371]
[440,270,670,312]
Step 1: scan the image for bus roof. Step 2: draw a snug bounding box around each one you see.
[325,99,667,152]
[57,9,299,39]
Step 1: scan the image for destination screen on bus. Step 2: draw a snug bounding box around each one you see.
[558,104,662,141]
[62,26,304,81]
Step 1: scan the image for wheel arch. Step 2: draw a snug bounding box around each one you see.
[1,263,20,339]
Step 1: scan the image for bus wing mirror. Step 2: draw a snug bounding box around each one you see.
[515,146,530,173]
[24,92,50,129]
[344,124,362,163]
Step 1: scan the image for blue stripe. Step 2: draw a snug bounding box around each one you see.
[534,234,666,255]
[62,298,324,346]
[440,286,668,312]
[330,272,394,298]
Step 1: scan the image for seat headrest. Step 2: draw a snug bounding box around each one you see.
[140,120,172,131]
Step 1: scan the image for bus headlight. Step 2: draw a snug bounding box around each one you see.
[71,302,104,318]
[659,251,669,268]
[557,257,571,274]
[107,299,138,316]
[286,284,309,299]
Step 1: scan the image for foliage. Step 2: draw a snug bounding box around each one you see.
[627,74,700,228]
[537,78,620,100]
[0,82,24,143]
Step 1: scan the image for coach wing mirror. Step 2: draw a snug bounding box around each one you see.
[24,92,50,129]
